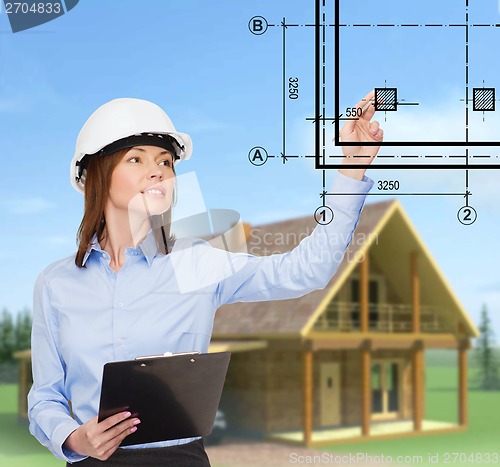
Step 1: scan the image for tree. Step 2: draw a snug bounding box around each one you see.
[15,307,32,351]
[0,308,16,362]
[473,303,500,390]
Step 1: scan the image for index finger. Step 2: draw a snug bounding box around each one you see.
[99,411,132,432]
[342,90,375,133]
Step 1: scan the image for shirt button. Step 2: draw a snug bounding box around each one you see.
[117,339,124,345]
[117,302,124,308]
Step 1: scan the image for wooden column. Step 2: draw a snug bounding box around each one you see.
[410,250,423,432]
[361,341,371,435]
[18,359,28,421]
[302,350,313,446]
[360,254,369,333]
[13,350,31,422]
[458,341,468,426]
[411,251,420,333]
[412,342,424,431]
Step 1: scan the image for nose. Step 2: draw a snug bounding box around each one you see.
[146,160,163,180]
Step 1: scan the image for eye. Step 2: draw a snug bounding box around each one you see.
[128,156,140,163]
[159,159,172,167]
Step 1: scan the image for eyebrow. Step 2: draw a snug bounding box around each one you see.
[129,148,173,156]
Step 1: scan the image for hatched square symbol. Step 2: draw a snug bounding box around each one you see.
[473,88,495,111]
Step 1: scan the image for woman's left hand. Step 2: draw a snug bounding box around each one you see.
[338,89,383,180]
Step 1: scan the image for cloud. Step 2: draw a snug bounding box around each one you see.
[181,109,230,134]
[0,95,31,113]
[289,88,500,211]
[188,119,229,133]
[476,281,500,294]
[4,197,55,214]
[307,86,497,150]
[45,235,73,246]
[249,207,310,226]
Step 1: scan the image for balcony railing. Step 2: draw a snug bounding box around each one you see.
[313,302,455,333]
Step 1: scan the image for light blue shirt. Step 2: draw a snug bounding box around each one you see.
[28,171,374,463]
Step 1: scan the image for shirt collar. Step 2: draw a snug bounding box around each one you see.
[81,228,159,267]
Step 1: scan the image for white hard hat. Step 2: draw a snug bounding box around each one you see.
[70,97,192,194]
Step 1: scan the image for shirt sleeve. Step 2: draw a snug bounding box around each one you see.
[214,170,374,307]
[27,271,89,463]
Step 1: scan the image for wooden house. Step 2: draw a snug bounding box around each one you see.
[210,198,479,447]
[16,198,479,448]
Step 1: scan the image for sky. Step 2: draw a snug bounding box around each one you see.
[0,0,499,338]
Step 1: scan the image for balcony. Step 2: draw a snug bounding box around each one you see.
[313,301,455,333]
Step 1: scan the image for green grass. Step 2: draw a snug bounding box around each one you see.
[0,384,64,466]
[0,384,229,466]
[325,365,500,467]
[1,363,499,467]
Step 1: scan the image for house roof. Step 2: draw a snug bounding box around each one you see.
[212,199,480,339]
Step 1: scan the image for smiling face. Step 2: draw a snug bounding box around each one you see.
[106,145,176,219]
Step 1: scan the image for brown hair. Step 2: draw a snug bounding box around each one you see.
[74,149,176,268]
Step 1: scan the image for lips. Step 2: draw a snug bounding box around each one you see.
[141,185,166,196]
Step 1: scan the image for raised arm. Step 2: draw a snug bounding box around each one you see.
[338,89,383,180]
[212,89,383,306]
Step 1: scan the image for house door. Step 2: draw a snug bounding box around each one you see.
[371,360,400,420]
[320,363,340,426]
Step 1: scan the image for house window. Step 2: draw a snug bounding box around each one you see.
[371,363,383,413]
[387,362,399,412]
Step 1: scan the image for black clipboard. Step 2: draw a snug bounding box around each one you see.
[97,351,231,446]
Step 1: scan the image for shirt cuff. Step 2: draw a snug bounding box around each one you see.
[52,420,89,463]
[326,170,374,213]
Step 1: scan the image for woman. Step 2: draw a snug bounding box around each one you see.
[27,91,383,465]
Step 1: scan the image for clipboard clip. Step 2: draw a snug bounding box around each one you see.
[135,351,201,360]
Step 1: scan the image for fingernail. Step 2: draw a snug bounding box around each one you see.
[133,419,141,425]
[131,426,137,433]
[124,411,131,418]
